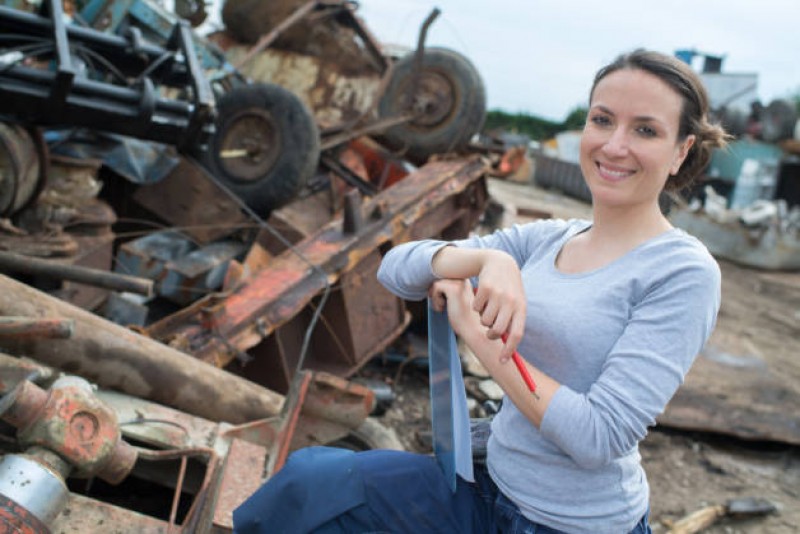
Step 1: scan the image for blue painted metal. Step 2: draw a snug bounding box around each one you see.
[46,131,180,185]
[115,230,196,282]
[77,0,241,80]
[160,240,247,305]
[427,301,473,492]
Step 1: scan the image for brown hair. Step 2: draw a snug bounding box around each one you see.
[590,49,730,191]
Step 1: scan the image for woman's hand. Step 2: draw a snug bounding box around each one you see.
[473,250,526,362]
[429,278,480,338]
[430,246,526,361]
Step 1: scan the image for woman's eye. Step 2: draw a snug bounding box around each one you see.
[636,125,657,137]
[590,115,611,127]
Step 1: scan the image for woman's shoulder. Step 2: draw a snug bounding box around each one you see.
[638,228,721,287]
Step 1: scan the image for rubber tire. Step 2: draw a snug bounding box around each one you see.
[200,83,320,215]
[377,47,487,165]
[330,417,405,451]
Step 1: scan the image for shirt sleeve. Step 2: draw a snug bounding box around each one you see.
[376,239,450,301]
[539,254,721,469]
[377,220,571,300]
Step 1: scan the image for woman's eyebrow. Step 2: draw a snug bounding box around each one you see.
[592,104,664,124]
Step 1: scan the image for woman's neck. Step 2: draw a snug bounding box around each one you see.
[589,201,672,248]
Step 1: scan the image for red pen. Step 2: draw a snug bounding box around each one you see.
[470,287,538,397]
[500,332,539,397]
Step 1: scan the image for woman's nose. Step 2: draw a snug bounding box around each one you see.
[602,128,629,157]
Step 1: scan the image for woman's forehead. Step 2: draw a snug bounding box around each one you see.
[591,68,684,121]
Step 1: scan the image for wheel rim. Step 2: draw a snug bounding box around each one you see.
[217,107,281,183]
[396,69,457,129]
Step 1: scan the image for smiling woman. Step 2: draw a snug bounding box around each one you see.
[233,50,730,534]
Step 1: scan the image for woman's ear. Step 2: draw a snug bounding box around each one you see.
[670,134,696,175]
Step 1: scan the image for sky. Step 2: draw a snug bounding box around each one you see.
[352,0,800,121]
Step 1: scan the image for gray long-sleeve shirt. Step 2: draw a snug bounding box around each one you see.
[377,219,721,533]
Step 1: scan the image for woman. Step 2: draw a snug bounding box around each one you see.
[233,49,727,534]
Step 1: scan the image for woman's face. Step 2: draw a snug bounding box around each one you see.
[579,68,695,210]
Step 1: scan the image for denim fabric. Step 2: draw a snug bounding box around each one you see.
[478,464,651,534]
[233,447,652,534]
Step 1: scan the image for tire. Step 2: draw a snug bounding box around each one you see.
[200,83,320,215]
[377,47,487,165]
[330,417,405,451]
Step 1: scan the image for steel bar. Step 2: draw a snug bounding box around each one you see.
[0,250,154,297]
[0,273,284,424]
[0,6,191,85]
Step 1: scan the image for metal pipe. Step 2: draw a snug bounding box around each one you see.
[0,5,190,84]
[0,317,74,339]
[410,7,441,101]
[0,250,154,297]
[0,273,284,424]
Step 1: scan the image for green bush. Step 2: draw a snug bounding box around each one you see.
[484,106,588,141]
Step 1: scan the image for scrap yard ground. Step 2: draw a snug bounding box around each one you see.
[364,178,800,534]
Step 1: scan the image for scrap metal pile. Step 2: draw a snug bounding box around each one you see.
[0,0,494,531]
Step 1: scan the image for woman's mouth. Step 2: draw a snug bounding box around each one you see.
[596,162,634,182]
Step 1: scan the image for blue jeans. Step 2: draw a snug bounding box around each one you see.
[233,447,652,534]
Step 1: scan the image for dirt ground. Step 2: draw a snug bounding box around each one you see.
[355,178,800,533]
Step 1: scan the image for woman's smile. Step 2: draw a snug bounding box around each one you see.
[596,161,635,182]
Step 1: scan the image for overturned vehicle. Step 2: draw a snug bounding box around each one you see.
[0,0,492,531]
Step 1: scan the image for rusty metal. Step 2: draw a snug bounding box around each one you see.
[133,446,219,533]
[410,8,441,104]
[53,230,117,311]
[132,158,252,245]
[0,491,50,534]
[232,0,318,71]
[0,350,374,532]
[0,122,46,218]
[52,493,169,533]
[1,378,137,484]
[318,113,413,151]
[211,437,266,531]
[0,273,285,424]
[0,250,154,297]
[0,353,52,394]
[0,318,73,340]
[145,158,488,382]
[267,370,312,475]
[342,189,365,234]
[320,154,378,196]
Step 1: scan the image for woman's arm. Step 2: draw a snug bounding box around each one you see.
[430,278,558,427]
[432,247,526,362]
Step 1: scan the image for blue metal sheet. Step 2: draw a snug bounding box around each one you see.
[427,301,474,492]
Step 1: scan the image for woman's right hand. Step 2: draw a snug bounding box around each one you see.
[472,250,526,361]
[431,247,526,361]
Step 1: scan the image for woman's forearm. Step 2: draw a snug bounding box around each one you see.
[432,246,511,279]
[459,326,559,428]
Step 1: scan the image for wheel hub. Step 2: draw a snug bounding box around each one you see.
[217,107,281,183]
[408,70,456,128]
